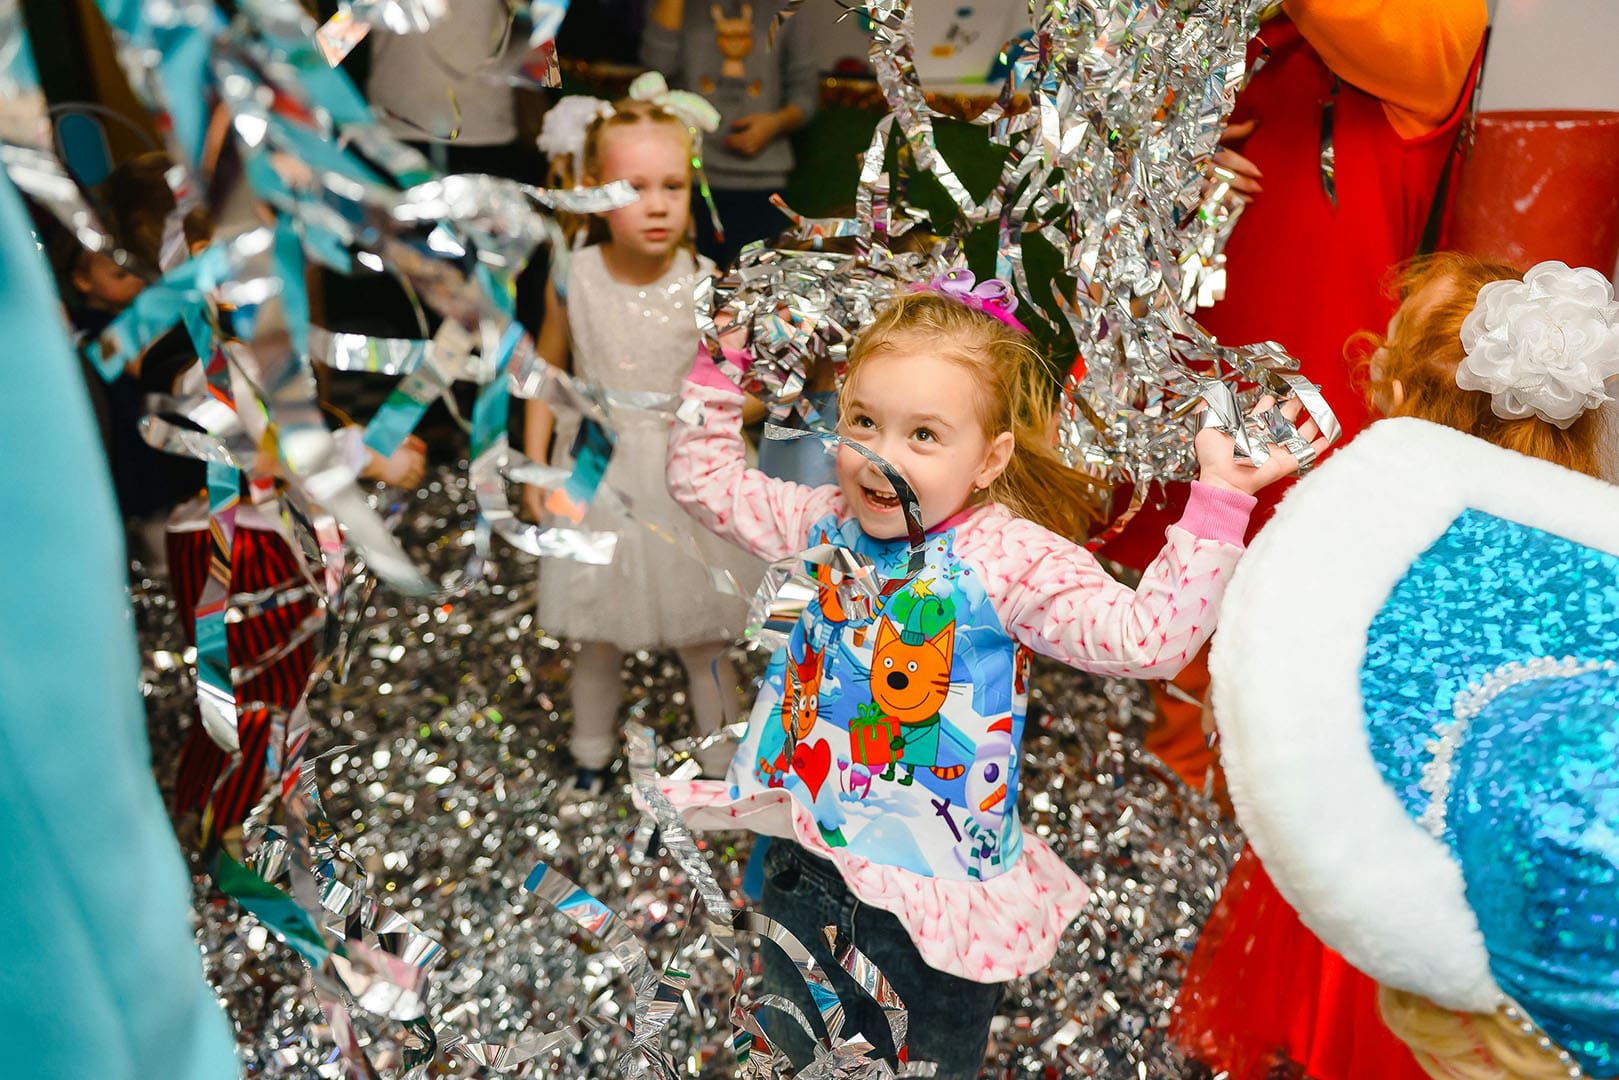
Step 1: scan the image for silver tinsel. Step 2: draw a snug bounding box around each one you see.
[136,468,1236,1078]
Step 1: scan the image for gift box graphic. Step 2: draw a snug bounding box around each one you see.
[850,702,899,767]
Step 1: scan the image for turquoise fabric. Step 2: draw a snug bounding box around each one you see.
[0,174,238,1078]
[1360,508,1619,1076]
[1450,669,1619,1077]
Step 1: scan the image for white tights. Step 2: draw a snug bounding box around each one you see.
[568,641,740,771]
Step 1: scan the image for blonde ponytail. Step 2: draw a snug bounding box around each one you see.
[1377,986,1578,1080]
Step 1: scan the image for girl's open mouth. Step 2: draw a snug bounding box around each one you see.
[861,485,900,513]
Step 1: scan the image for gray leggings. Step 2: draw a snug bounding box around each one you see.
[567,641,740,769]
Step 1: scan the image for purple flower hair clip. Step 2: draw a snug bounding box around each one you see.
[913,268,1030,333]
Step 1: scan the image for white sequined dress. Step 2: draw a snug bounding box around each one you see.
[537,245,759,650]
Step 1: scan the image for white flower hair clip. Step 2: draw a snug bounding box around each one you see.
[537,95,614,165]
[1456,259,1619,428]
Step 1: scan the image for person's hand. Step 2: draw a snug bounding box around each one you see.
[1194,395,1329,497]
[713,308,750,354]
[522,483,548,523]
[724,112,782,157]
[1204,118,1262,203]
[366,436,427,489]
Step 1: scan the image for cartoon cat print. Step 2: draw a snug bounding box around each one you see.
[869,614,966,786]
[758,639,822,786]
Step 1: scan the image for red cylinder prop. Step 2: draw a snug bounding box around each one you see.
[1444,109,1619,274]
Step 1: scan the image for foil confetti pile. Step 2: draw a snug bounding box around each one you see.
[135,468,1237,1077]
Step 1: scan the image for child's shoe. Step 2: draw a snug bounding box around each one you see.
[567,766,609,801]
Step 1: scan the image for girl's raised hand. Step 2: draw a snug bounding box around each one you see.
[1194,395,1330,496]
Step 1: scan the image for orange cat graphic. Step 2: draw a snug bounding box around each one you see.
[814,561,848,625]
[782,640,823,741]
[870,614,962,785]
[760,641,822,785]
[712,3,756,85]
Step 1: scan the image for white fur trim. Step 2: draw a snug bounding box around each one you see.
[1211,417,1619,1013]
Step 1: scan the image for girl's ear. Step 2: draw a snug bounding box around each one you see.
[975,430,1015,491]
[1390,378,1406,410]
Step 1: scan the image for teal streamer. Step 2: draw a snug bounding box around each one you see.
[84,241,240,379]
[214,850,331,968]
[470,322,524,458]
[228,7,435,188]
[93,0,224,173]
[249,14,374,129]
[192,460,241,752]
[362,367,443,458]
[275,219,310,356]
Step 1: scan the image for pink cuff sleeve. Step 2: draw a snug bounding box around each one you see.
[687,345,744,394]
[1176,481,1256,546]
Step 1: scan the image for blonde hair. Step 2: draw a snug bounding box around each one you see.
[1378,986,1576,1080]
[841,291,1106,539]
[1354,252,1607,479]
[549,98,694,248]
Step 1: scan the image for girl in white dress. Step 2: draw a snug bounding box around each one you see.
[526,82,755,791]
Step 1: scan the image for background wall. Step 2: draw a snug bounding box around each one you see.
[1468,0,1619,277]
[789,2,1024,86]
[1481,0,1619,111]
[790,1,870,72]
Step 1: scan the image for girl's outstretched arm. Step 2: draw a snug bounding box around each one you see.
[985,482,1256,678]
[666,347,843,562]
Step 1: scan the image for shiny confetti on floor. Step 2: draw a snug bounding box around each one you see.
[135,469,1237,1078]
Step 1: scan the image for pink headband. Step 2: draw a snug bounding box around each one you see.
[911,268,1029,334]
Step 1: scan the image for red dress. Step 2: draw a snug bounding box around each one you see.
[1172,854,1431,1080]
[1092,4,1485,1077]
[169,516,318,831]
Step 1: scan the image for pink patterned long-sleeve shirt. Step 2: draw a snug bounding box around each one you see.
[662,368,1254,982]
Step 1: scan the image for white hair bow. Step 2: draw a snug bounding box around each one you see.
[536,73,718,171]
[626,70,720,135]
[536,95,614,164]
[1457,260,1619,429]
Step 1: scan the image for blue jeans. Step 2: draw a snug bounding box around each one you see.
[757,840,1003,1080]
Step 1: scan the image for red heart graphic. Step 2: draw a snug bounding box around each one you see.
[791,738,832,801]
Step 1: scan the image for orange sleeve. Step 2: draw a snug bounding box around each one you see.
[1282,0,1487,139]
